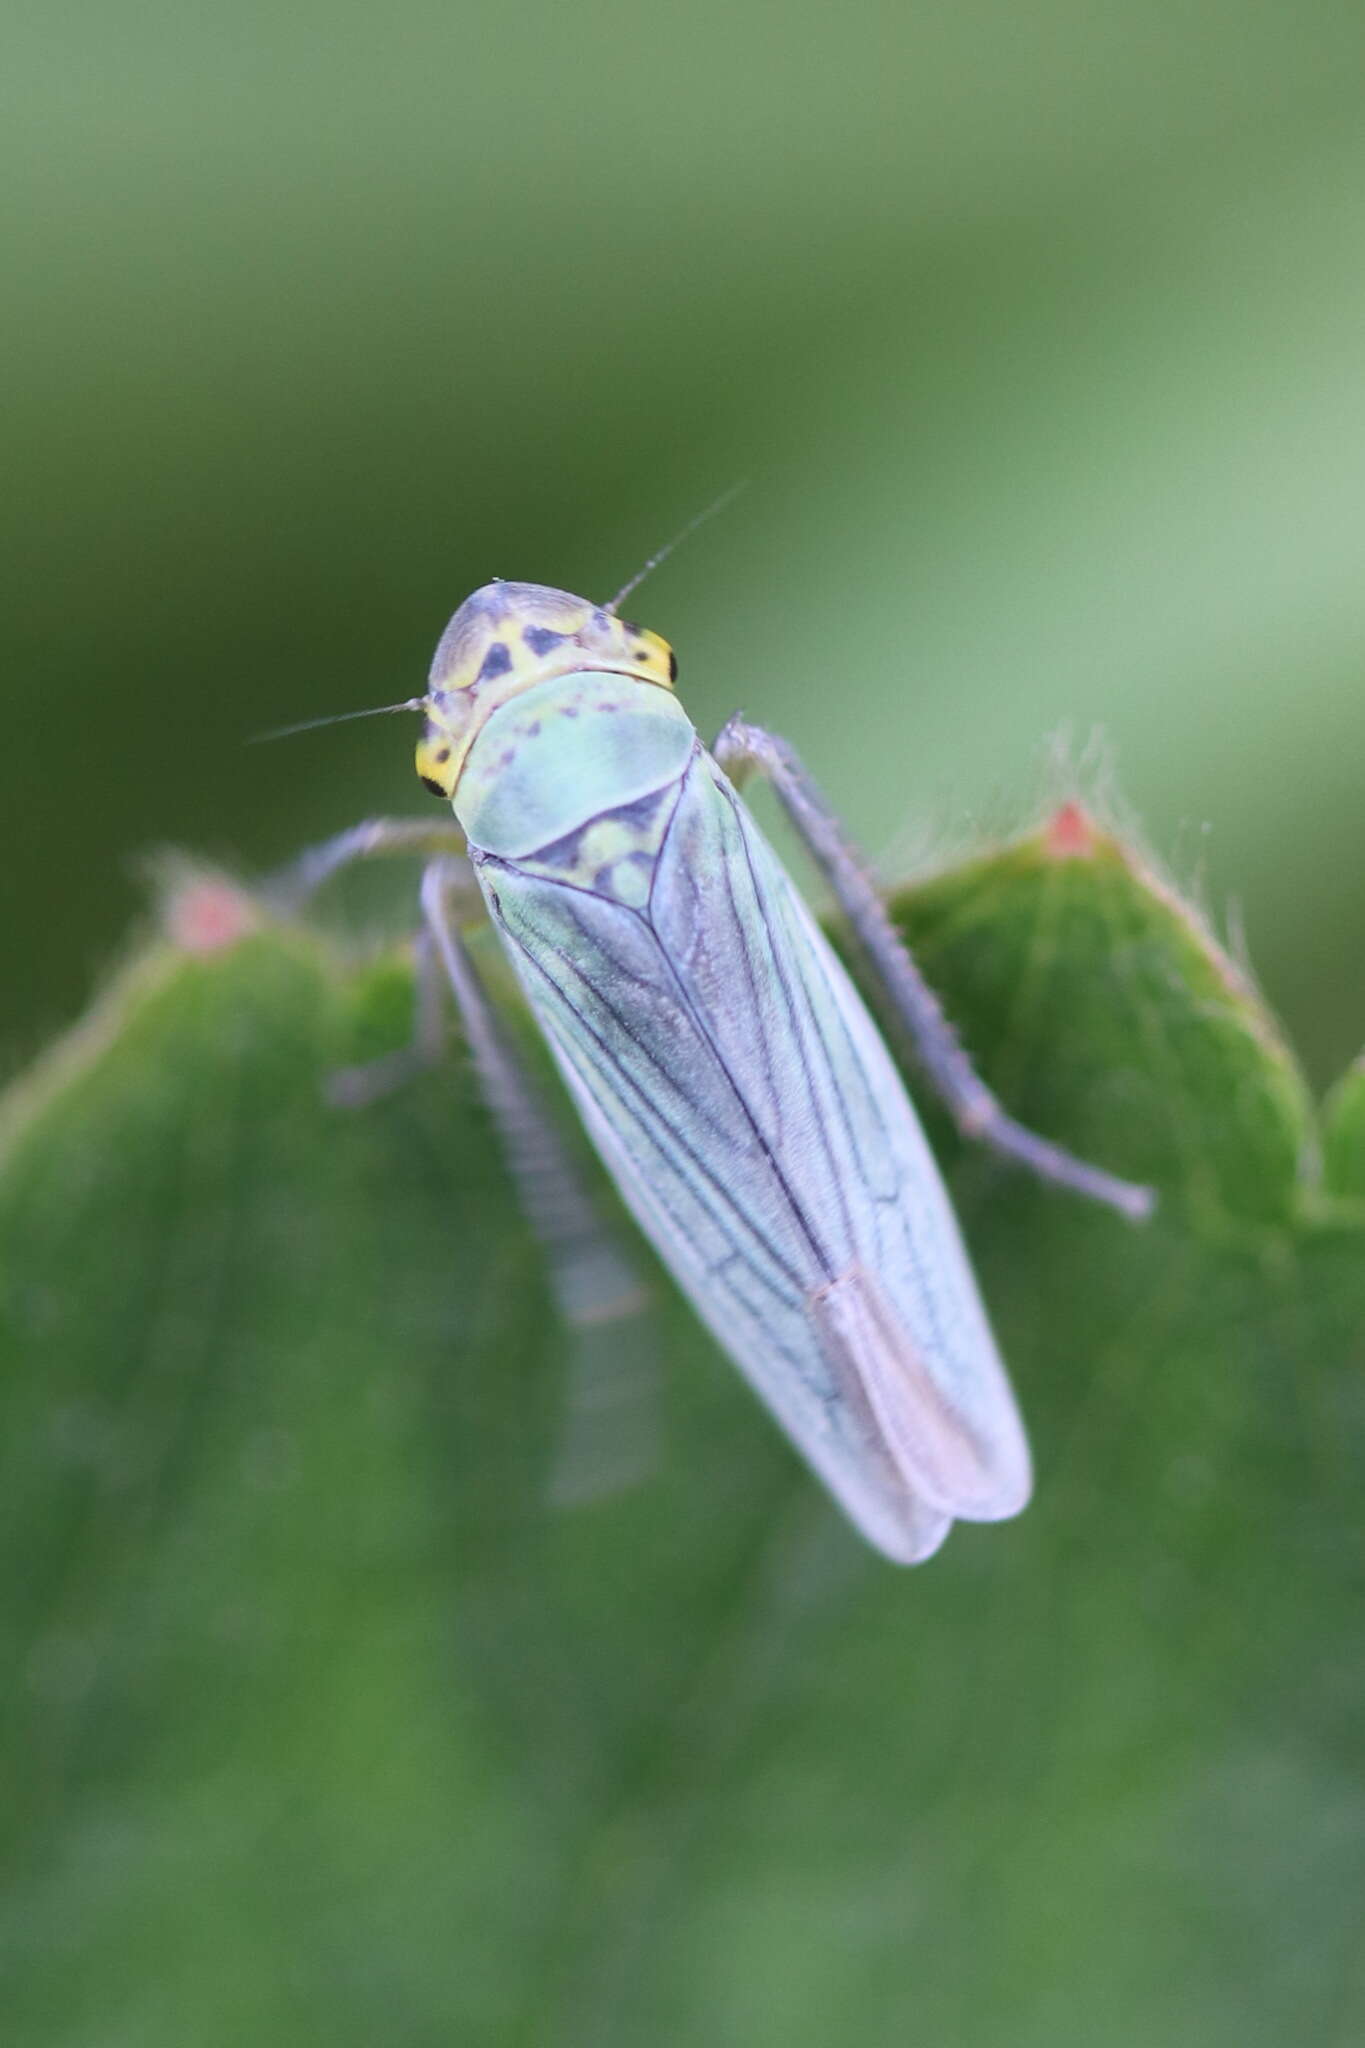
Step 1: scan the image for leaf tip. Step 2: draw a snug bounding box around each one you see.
[1040,799,1102,861]
[158,867,261,956]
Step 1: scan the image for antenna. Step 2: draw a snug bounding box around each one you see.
[605,480,750,614]
[247,697,427,745]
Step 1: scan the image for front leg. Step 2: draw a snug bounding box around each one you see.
[260,817,478,1106]
[262,816,470,912]
[419,860,659,1501]
[712,718,1155,1223]
[269,823,661,1498]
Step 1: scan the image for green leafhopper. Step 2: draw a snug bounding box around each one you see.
[276,573,1153,1563]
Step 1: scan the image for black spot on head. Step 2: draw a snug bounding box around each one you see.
[524,626,567,657]
[434,746,451,763]
[634,646,650,662]
[668,649,678,682]
[477,641,512,681]
[420,775,447,798]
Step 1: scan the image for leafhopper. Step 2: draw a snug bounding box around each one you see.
[274,576,1152,1563]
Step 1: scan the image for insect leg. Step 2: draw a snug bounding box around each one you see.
[419,859,660,1499]
[263,817,469,911]
[325,928,457,1107]
[712,719,1155,1222]
[261,818,478,1105]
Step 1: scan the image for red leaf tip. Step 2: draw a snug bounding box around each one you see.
[1042,800,1100,860]
[164,877,259,955]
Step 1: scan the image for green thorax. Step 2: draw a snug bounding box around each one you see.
[453,670,696,864]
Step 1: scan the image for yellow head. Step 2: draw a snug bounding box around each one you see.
[414,581,677,800]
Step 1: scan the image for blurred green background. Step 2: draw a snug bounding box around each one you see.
[5,0,1365,1083]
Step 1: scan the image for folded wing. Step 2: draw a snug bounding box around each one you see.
[478,749,1031,1562]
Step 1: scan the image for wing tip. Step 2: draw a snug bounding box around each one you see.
[859,1461,1032,1565]
[812,1262,1034,1543]
[879,1506,954,1566]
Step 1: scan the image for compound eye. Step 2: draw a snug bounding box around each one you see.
[415,731,456,799]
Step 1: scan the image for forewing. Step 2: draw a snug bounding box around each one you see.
[651,757,1031,1522]
[477,750,1029,1559]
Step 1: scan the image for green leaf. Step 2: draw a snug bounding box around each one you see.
[3,821,1362,2048]
[1323,1057,1365,1204]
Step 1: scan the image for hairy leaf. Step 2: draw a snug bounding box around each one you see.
[2,819,1361,2047]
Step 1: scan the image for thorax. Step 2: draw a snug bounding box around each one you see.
[455,671,697,903]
